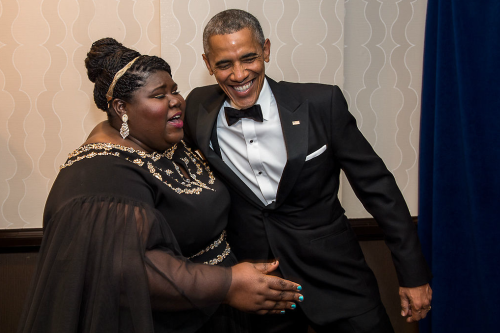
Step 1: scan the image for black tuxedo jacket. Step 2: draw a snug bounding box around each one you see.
[184,77,431,325]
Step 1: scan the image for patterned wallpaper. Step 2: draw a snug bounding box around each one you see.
[343,0,427,217]
[0,0,427,229]
[0,0,161,228]
[161,0,427,218]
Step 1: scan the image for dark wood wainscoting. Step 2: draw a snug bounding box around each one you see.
[0,218,419,333]
[0,217,418,248]
[0,249,39,333]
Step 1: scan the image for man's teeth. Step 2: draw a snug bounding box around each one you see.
[233,81,252,92]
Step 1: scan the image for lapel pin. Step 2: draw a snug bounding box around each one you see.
[292,121,300,125]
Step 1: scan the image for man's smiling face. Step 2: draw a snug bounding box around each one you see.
[203,28,270,110]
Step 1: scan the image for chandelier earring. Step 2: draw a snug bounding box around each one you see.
[120,114,130,139]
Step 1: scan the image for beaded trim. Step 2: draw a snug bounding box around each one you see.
[204,242,231,265]
[60,142,164,168]
[188,230,226,259]
[187,230,231,265]
[60,141,215,195]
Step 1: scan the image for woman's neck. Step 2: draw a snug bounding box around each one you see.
[84,120,148,153]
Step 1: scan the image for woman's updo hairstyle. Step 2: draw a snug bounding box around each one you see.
[85,37,171,112]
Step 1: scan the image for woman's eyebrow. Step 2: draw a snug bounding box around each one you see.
[150,84,167,93]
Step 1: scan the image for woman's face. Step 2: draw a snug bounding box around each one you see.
[124,70,185,152]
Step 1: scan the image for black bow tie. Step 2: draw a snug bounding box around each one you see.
[224,105,263,126]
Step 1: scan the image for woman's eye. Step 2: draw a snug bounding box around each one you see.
[154,94,166,99]
[172,90,181,95]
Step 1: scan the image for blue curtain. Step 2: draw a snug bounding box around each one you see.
[419,1,500,332]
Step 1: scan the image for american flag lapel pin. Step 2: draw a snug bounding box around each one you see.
[292,121,300,125]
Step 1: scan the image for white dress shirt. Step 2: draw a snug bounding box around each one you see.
[216,79,287,205]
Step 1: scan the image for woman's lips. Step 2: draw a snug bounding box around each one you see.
[168,119,184,128]
[168,112,183,128]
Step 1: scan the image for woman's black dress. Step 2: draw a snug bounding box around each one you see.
[18,141,247,333]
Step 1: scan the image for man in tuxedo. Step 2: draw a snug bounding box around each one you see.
[184,9,432,333]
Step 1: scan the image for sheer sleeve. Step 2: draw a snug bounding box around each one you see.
[18,195,231,333]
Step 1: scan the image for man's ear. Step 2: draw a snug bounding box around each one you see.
[202,54,214,75]
[263,39,271,63]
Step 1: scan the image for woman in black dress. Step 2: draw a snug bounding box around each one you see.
[18,38,303,333]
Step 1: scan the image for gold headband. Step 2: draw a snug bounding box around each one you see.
[106,56,140,103]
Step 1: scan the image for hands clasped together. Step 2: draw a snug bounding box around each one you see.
[226,261,303,315]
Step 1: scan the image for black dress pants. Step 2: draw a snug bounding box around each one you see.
[249,303,394,333]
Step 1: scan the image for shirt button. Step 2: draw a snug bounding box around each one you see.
[258,171,262,175]
[249,140,254,143]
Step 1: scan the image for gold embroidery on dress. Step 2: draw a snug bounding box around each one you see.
[60,141,215,195]
[132,159,144,166]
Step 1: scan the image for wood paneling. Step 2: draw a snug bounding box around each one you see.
[0,240,420,333]
[0,217,418,249]
[0,250,39,333]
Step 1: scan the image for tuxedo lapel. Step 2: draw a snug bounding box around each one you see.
[195,94,222,162]
[195,89,265,208]
[267,78,309,207]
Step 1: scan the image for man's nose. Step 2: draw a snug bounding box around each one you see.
[231,63,247,82]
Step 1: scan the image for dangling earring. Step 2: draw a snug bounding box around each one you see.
[120,114,129,139]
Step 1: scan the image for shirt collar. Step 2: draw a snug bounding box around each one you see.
[225,78,273,121]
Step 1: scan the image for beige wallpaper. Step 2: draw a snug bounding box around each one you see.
[0,0,426,229]
[161,0,427,218]
[0,0,161,229]
[342,0,427,217]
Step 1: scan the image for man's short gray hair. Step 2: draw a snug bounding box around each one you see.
[203,9,265,55]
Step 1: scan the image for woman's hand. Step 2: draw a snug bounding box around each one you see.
[225,261,303,315]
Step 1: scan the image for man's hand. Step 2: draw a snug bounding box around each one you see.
[399,283,432,323]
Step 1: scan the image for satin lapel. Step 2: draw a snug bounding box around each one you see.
[196,91,265,208]
[268,78,309,207]
[195,96,221,162]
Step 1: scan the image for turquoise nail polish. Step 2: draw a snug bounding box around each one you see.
[299,296,304,302]
[297,285,302,291]
[281,310,286,314]
[291,304,296,309]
